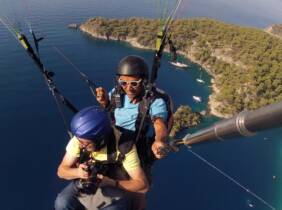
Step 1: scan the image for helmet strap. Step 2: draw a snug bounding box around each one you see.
[94,134,108,151]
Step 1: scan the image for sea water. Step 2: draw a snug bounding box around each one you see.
[0,0,281,210]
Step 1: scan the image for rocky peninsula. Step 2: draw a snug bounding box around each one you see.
[79,17,282,118]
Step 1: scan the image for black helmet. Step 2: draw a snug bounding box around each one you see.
[116,55,149,79]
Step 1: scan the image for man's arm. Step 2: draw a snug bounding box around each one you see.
[99,166,149,193]
[149,97,169,159]
[153,117,168,142]
[119,166,149,193]
[152,117,168,159]
[99,145,149,193]
[57,152,89,180]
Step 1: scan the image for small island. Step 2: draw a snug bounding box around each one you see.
[78,17,282,118]
[169,105,202,137]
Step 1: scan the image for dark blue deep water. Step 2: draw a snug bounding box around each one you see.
[0,0,282,210]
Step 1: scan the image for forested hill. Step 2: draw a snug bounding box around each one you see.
[80,17,282,117]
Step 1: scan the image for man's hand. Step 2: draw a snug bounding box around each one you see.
[77,163,90,179]
[96,87,109,107]
[151,140,168,159]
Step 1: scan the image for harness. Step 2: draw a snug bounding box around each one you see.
[108,86,173,166]
[79,127,136,181]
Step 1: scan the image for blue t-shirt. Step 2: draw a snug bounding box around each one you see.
[109,90,168,131]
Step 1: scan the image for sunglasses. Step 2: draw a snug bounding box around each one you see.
[118,79,142,88]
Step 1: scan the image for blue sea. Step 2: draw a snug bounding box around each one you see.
[0,0,282,210]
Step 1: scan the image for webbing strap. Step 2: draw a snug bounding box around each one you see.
[106,130,118,164]
[134,95,153,143]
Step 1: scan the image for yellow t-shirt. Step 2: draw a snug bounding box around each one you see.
[66,136,140,172]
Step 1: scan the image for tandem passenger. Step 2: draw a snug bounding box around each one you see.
[54,106,148,210]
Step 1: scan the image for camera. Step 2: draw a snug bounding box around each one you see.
[75,163,102,195]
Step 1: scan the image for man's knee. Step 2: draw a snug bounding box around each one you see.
[55,182,85,210]
[54,193,70,210]
[54,191,83,210]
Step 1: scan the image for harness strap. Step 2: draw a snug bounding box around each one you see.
[134,94,153,143]
[106,130,118,163]
[110,87,173,142]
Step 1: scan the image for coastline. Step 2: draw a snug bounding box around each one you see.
[80,24,227,118]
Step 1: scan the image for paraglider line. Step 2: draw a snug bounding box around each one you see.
[187,148,276,210]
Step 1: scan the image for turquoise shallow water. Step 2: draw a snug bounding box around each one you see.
[0,0,281,210]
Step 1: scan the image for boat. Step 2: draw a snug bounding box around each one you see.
[196,71,205,84]
[67,23,79,29]
[196,78,205,84]
[246,200,255,208]
[193,96,202,103]
[168,37,188,69]
[170,61,188,68]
